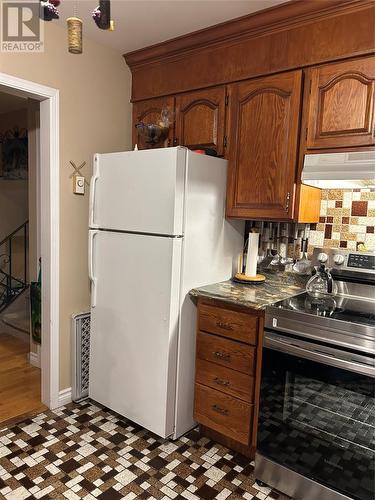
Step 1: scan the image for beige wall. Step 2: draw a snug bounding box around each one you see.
[0,108,28,242]
[0,22,132,390]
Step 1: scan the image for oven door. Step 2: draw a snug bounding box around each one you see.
[257,330,375,500]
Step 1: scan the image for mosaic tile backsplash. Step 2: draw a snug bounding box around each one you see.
[308,189,375,251]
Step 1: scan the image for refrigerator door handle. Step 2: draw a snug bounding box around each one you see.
[89,155,100,229]
[89,230,99,308]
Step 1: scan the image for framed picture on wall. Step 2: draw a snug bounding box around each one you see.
[0,127,28,180]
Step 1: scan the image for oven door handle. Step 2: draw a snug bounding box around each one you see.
[264,332,375,378]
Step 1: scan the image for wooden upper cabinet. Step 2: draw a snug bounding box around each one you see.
[226,70,302,220]
[306,56,375,149]
[132,96,175,149]
[175,87,226,155]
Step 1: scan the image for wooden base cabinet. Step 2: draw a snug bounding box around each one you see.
[193,299,264,458]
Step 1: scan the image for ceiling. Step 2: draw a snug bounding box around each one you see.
[56,0,289,54]
[0,92,28,115]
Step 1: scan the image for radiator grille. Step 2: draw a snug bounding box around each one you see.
[71,312,91,402]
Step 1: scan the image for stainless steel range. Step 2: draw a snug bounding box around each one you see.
[255,248,375,500]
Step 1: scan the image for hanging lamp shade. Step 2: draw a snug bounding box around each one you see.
[67,16,82,54]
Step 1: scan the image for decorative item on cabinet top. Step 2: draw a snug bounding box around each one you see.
[135,107,174,149]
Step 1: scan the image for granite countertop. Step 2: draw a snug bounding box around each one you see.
[190,271,309,310]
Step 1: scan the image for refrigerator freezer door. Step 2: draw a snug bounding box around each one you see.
[89,147,186,235]
[89,230,182,438]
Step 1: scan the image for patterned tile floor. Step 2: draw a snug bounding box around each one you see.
[0,401,289,500]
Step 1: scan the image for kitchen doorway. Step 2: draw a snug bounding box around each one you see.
[0,91,42,422]
[0,72,60,413]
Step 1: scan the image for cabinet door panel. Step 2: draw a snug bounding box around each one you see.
[132,96,175,149]
[226,71,302,219]
[307,56,375,149]
[175,87,226,155]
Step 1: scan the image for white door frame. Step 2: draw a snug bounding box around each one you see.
[0,72,60,409]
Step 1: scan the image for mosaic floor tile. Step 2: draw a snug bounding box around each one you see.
[0,401,289,500]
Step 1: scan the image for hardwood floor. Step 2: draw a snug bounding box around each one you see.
[0,323,46,425]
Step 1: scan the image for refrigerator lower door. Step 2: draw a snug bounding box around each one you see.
[89,230,182,438]
[89,147,186,236]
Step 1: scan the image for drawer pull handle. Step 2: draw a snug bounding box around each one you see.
[213,351,231,361]
[212,404,229,416]
[214,377,230,387]
[216,321,233,331]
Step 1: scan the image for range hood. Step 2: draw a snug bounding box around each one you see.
[301,151,375,189]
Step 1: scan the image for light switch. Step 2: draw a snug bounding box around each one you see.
[73,175,85,195]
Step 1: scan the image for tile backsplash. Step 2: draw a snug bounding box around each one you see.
[309,189,375,251]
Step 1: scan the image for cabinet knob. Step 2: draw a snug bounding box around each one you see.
[173,138,178,145]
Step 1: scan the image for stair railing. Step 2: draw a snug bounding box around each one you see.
[0,220,29,312]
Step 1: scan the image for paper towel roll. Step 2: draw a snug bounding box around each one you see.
[245,232,260,277]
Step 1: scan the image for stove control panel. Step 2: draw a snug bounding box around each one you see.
[312,247,375,274]
[347,253,375,270]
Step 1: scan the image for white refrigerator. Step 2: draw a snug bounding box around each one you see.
[88,147,244,439]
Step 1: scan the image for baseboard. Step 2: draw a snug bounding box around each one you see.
[57,387,72,407]
[28,350,41,368]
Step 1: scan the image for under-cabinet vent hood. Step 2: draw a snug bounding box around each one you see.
[302,151,375,189]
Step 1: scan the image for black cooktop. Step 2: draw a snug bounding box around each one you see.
[273,292,375,328]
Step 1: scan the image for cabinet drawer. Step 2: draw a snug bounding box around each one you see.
[194,383,252,445]
[196,358,254,403]
[199,303,258,344]
[197,331,256,375]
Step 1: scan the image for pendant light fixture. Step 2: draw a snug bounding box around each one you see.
[67,1,83,54]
